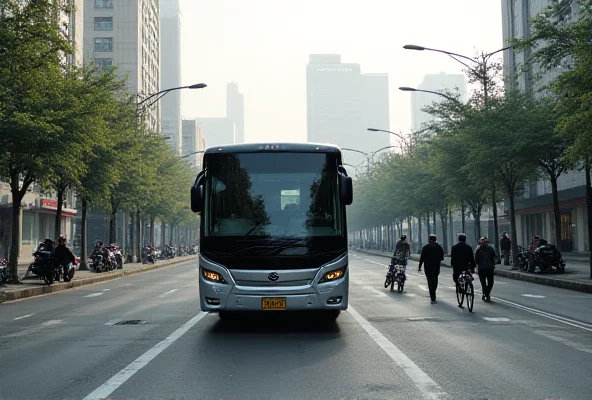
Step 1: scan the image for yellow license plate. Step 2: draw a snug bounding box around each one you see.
[261,297,286,310]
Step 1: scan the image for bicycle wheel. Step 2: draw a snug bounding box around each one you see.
[465,281,474,312]
[456,282,464,307]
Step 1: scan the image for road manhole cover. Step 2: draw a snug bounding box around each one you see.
[114,320,147,325]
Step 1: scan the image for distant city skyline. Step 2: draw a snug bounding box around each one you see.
[178,0,503,143]
[306,54,390,168]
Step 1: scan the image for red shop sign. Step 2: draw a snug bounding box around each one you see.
[41,199,58,209]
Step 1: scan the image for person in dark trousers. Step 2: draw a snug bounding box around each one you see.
[500,232,511,266]
[450,233,476,305]
[418,234,444,304]
[475,236,496,301]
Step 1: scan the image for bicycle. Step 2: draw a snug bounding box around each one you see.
[456,270,475,312]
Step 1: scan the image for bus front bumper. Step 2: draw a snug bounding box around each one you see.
[198,259,349,312]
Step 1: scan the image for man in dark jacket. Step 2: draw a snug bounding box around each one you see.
[500,232,511,265]
[450,233,475,288]
[475,236,496,301]
[418,234,444,304]
[53,235,76,279]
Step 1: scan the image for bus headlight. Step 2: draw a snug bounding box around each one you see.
[201,267,227,284]
[318,266,346,284]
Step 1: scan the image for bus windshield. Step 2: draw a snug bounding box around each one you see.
[204,152,343,239]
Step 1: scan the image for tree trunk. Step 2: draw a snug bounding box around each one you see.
[461,202,466,233]
[509,192,519,268]
[417,215,422,252]
[449,209,454,246]
[426,213,431,235]
[79,197,89,270]
[585,162,592,279]
[8,191,23,283]
[161,220,166,249]
[109,196,119,244]
[432,210,437,236]
[130,212,136,263]
[440,209,448,254]
[150,216,156,247]
[550,176,562,247]
[54,185,65,240]
[492,185,501,264]
[136,208,142,262]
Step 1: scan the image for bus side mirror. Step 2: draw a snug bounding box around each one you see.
[191,171,205,213]
[339,174,353,205]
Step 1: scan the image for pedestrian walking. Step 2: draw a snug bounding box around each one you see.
[475,236,496,301]
[418,234,444,304]
[501,232,511,266]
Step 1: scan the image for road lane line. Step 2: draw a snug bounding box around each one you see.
[348,305,446,399]
[83,312,208,400]
[158,289,179,298]
[84,293,104,298]
[4,320,62,338]
[355,252,592,332]
[13,314,34,320]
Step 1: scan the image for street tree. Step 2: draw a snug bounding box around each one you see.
[0,0,74,282]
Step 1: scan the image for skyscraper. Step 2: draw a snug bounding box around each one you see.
[83,0,161,131]
[411,72,467,132]
[182,120,205,169]
[306,54,390,168]
[227,83,245,143]
[160,0,183,154]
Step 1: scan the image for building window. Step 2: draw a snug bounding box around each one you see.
[94,17,113,31]
[93,38,113,52]
[94,58,113,70]
[94,0,113,9]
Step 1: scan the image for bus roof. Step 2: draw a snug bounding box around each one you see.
[203,142,343,155]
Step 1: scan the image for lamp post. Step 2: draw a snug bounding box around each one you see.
[399,86,461,103]
[403,44,512,265]
[132,83,207,262]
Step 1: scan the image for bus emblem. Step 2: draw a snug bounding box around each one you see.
[268,272,279,281]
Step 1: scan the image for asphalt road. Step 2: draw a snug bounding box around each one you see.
[0,254,590,400]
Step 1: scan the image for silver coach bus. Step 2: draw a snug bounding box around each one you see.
[190,143,353,321]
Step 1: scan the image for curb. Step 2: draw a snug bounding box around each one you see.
[0,256,198,303]
[353,249,592,294]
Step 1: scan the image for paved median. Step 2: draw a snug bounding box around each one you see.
[0,256,198,303]
[354,248,592,294]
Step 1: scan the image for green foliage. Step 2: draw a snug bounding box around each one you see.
[511,0,592,163]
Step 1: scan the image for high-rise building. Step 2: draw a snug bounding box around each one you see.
[83,0,161,131]
[501,0,588,252]
[160,0,183,154]
[306,54,390,168]
[63,0,84,66]
[182,120,205,169]
[411,72,467,132]
[227,83,245,143]
[198,118,236,148]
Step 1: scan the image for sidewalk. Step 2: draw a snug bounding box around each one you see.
[0,256,198,303]
[353,248,592,294]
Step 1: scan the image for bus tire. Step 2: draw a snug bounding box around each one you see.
[322,310,341,321]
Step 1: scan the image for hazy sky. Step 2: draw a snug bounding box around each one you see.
[179,0,503,143]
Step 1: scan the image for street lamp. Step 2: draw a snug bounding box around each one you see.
[398,86,461,103]
[367,128,411,150]
[137,83,207,112]
[131,83,207,262]
[403,44,512,264]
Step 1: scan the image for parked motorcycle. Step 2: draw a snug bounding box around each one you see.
[0,258,7,285]
[532,243,566,273]
[514,245,529,271]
